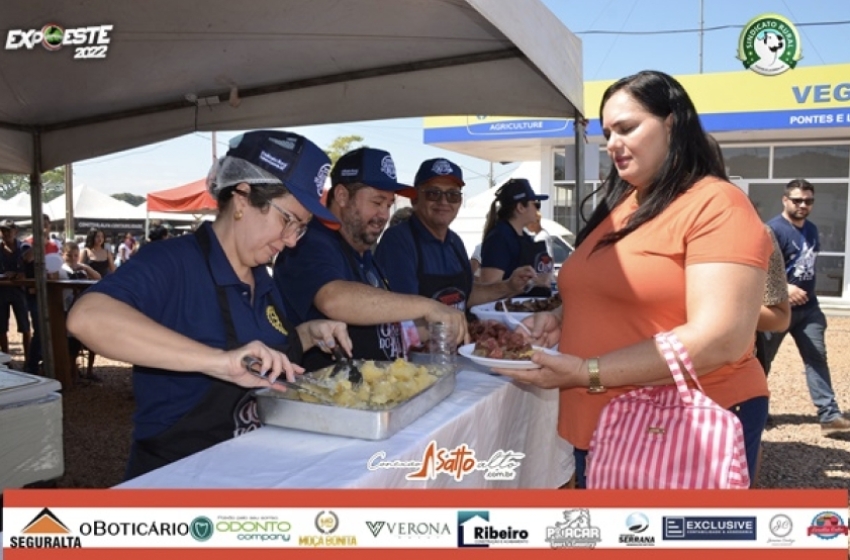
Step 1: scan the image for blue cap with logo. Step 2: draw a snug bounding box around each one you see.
[330,147,411,192]
[219,130,337,223]
[414,158,465,188]
[496,178,549,203]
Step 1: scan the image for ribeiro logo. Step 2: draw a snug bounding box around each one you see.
[6,23,113,59]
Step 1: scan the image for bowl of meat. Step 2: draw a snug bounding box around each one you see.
[469,295,562,326]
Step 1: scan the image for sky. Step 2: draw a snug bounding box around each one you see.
[71,0,850,202]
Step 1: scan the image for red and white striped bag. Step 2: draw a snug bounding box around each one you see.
[586,332,750,489]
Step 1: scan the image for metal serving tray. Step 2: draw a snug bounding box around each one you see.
[254,368,456,440]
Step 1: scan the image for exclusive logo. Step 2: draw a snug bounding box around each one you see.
[367,440,524,482]
[6,23,113,59]
[9,508,81,549]
[737,14,802,76]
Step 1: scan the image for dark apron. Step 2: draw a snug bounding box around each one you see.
[519,233,553,298]
[409,221,471,311]
[301,234,403,371]
[126,226,300,480]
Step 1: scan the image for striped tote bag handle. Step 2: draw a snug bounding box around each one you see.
[654,331,705,404]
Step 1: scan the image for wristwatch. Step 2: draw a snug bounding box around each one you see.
[586,357,607,394]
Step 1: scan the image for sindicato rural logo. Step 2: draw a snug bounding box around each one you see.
[737,14,802,76]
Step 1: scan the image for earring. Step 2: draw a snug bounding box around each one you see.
[235,210,243,220]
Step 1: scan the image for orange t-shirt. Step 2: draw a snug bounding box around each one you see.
[557,176,772,449]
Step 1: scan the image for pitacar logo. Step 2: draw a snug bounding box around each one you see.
[737,14,802,76]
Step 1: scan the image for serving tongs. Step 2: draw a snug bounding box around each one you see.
[330,345,364,388]
[242,356,335,404]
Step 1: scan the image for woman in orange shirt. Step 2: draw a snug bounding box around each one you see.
[495,70,772,488]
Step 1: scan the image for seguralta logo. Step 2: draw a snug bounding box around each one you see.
[9,508,82,549]
[737,14,802,76]
[6,23,113,59]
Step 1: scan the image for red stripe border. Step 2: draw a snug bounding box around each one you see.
[4,488,847,507]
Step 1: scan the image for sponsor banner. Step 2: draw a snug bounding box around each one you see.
[3,505,847,553]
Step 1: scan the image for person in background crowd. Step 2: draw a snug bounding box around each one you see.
[59,241,101,381]
[22,213,60,374]
[68,130,352,479]
[493,70,772,487]
[81,228,116,276]
[115,232,136,266]
[375,157,536,312]
[0,219,30,359]
[148,225,171,243]
[760,179,850,434]
[274,148,467,371]
[388,206,413,228]
[479,178,553,297]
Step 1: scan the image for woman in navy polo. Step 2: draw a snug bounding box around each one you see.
[479,178,554,298]
[68,131,352,479]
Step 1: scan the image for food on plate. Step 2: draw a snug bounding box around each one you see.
[495,294,561,312]
[468,319,534,360]
[291,359,438,409]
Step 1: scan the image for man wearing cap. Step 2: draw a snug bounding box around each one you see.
[68,130,351,478]
[375,158,536,311]
[0,219,31,358]
[480,178,554,298]
[274,148,467,371]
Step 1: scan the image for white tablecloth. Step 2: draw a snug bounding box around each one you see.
[118,369,574,489]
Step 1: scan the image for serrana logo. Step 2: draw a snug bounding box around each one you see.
[737,14,802,76]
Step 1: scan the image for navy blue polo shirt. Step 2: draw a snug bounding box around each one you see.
[86,222,290,441]
[374,214,472,295]
[274,218,385,323]
[481,220,528,279]
[0,239,26,274]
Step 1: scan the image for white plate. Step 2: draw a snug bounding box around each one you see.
[45,253,63,274]
[469,297,546,325]
[458,343,559,370]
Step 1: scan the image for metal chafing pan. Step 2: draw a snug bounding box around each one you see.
[254,361,456,440]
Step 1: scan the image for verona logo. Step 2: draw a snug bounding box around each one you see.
[737,13,802,76]
[190,517,214,542]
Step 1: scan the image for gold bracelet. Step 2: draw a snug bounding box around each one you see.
[586,357,607,394]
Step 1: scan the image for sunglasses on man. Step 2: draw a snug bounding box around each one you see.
[421,189,463,204]
[787,197,815,206]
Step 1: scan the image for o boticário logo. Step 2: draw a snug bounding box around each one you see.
[737,14,802,76]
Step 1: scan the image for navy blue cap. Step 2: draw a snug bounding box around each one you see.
[496,178,549,203]
[330,148,410,192]
[414,158,465,188]
[225,130,336,223]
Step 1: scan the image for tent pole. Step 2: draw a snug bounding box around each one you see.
[29,131,56,381]
[64,163,74,241]
[573,116,585,236]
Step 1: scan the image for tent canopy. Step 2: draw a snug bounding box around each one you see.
[46,184,145,221]
[146,179,217,214]
[0,0,583,174]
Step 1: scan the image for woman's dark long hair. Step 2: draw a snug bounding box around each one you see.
[84,228,103,250]
[576,70,725,251]
[482,179,525,241]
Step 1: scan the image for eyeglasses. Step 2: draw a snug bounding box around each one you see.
[533,201,541,210]
[421,189,463,204]
[267,200,309,240]
[788,197,815,206]
[235,190,309,240]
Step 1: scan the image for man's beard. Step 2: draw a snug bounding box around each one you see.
[345,208,385,248]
